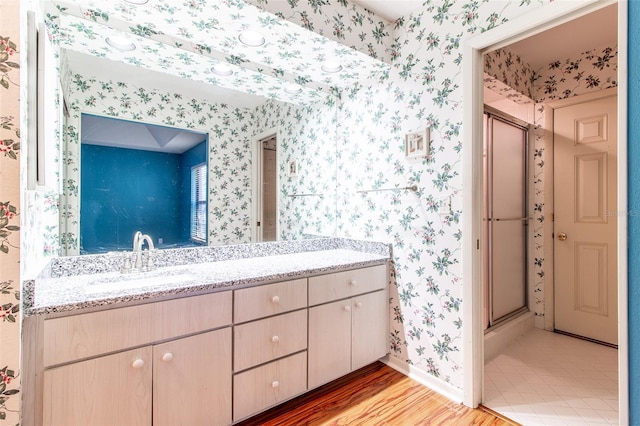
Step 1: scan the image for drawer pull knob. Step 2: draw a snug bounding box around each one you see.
[162,353,174,362]
[131,359,145,369]
[272,335,280,343]
[355,302,363,308]
[350,280,357,286]
[271,380,280,389]
[271,295,280,303]
[344,305,351,312]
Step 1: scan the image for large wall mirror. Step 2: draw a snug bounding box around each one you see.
[60,49,338,255]
[44,0,387,256]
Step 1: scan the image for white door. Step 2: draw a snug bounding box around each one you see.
[554,94,617,345]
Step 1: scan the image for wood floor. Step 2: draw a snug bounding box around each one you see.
[237,362,515,426]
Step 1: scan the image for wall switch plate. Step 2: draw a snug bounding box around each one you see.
[438,196,451,215]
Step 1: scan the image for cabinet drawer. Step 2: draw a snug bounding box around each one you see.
[43,291,232,367]
[234,278,307,323]
[234,310,307,372]
[233,351,307,422]
[308,265,387,305]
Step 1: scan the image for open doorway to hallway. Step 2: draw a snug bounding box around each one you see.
[475,3,622,424]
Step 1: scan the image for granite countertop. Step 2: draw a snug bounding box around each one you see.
[24,238,391,316]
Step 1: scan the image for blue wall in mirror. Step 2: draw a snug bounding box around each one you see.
[80,141,207,253]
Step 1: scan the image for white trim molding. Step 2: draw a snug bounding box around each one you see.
[382,356,464,405]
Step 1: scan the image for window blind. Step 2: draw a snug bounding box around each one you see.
[190,163,207,242]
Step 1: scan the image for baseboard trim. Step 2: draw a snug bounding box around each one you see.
[381,355,464,404]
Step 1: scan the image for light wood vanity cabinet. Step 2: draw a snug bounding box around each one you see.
[29,263,388,426]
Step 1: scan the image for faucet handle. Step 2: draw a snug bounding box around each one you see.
[121,253,133,273]
[134,251,143,270]
[145,250,156,271]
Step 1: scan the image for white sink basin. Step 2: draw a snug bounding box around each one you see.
[86,271,197,294]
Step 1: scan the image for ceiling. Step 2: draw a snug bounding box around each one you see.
[81,114,207,154]
[506,3,617,70]
[351,0,423,22]
[354,1,618,71]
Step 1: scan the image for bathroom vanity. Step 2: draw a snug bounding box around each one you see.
[22,238,390,425]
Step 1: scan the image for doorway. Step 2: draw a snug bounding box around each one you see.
[462,0,627,422]
[254,133,278,242]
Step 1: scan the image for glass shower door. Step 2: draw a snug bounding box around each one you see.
[485,113,528,327]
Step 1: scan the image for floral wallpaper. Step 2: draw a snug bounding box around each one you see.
[0,1,21,423]
[244,0,393,62]
[533,44,617,101]
[485,48,536,101]
[252,97,338,240]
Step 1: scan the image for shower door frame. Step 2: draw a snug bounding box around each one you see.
[483,108,532,330]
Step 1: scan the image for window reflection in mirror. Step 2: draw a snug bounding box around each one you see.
[80,113,208,254]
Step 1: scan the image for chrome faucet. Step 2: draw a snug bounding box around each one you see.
[122,231,156,273]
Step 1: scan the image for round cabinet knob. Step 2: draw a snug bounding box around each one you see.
[343,305,351,312]
[557,232,568,241]
[162,352,173,362]
[350,280,357,287]
[131,359,145,369]
[271,335,280,343]
[271,295,280,304]
[355,302,363,308]
[271,380,280,389]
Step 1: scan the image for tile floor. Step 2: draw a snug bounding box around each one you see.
[483,328,618,425]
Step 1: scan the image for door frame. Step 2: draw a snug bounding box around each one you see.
[252,128,279,242]
[462,0,628,422]
[544,87,619,335]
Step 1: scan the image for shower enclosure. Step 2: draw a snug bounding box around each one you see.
[483,110,529,329]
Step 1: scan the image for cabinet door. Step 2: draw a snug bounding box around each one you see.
[153,328,232,426]
[43,347,152,426]
[352,290,388,370]
[308,300,351,389]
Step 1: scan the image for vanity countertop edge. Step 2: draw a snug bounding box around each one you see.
[23,238,392,317]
